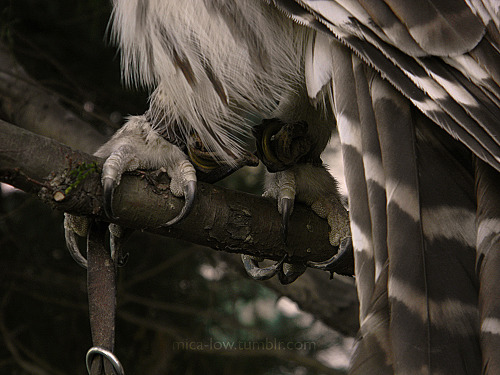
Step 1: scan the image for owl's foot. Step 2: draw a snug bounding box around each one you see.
[96,115,197,225]
[241,118,352,283]
[243,163,352,283]
[64,115,198,267]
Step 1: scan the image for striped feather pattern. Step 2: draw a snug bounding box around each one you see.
[330,42,483,374]
[277,2,499,371]
[475,158,500,374]
[281,0,500,173]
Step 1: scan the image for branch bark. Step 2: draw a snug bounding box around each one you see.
[0,120,337,262]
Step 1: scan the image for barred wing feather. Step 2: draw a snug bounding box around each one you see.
[280,0,500,374]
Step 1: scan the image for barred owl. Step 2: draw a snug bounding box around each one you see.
[66,1,500,373]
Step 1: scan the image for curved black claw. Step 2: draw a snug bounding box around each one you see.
[103,177,118,220]
[165,180,196,226]
[278,262,307,285]
[109,226,132,267]
[241,254,287,281]
[65,226,88,268]
[307,237,354,277]
[280,197,294,244]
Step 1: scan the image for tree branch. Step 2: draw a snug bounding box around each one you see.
[0,120,339,263]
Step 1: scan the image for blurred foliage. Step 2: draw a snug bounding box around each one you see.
[0,0,347,374]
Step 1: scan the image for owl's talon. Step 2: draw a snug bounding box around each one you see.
[65,225,88,268]
[241,254,287,281]
[64,214,90,268]
[307,236,354,276]
[164,180,196,226]
[280,197,294,244]
[103,177,118,220]
[109,224,132,267]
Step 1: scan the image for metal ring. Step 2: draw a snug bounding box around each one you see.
[86,347,125,375]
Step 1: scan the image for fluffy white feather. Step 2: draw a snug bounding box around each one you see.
[111,0,315,164]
